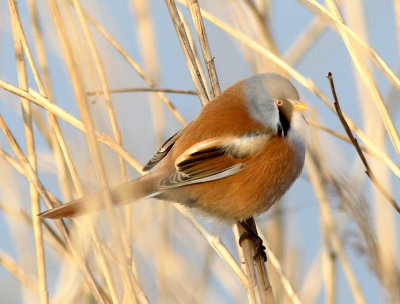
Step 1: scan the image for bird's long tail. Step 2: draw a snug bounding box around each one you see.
[40,173,160,219]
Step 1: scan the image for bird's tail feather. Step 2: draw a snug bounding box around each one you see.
[40,173,159,219]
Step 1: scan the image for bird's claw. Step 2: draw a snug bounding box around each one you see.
[238,229,267,262]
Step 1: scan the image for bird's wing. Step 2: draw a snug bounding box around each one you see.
[143,129,185,171]
[160,131,271,188]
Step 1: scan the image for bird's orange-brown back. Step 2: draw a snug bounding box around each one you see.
[169,81,270,160]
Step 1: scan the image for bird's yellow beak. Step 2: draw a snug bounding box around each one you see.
[293,101,310,111]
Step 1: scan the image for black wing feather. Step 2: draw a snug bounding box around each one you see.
[143,129,184,171]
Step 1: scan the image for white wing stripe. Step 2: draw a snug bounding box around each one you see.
[160,163,245,189]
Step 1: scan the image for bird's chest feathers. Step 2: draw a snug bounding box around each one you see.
[243,136,304,189]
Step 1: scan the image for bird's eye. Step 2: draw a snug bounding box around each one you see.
[275,100,283,106]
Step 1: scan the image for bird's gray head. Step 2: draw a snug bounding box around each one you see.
[244,73,307,136]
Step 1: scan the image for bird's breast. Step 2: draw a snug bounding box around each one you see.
[162,136,305,220]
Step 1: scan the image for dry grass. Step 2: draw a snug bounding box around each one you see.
[0,0,399,303]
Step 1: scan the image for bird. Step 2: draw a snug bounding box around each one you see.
[40,73,308,221]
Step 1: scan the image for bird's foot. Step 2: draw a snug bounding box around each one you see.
[238,221,267,262]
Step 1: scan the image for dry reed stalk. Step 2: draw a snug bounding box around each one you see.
[0,203,70,271]
[299,0,400,88]
[241,0,286,76]
[194,247,215,303]
[0,147,25,176]
[309,93,384,303]
[0,102,144,302]
[175,205,249,289]
[341,2,399,300]
[308,118,400,179]
[87,87,198,96]
[242,0,278,55]
[61,0,145,299]
[28,0,76,202]
[307,121,365,146]
[307,124,337,304]
[0,148,68,253]
[306,150,367,304]
[65,18,134,294]
[395,0,400,52]
[0,202,66,255]
[234,226,261,304]
[55,0,114,224]
[284,16,327,65]
[0,250,36,291]
[326,168,382,285]
[186,0,221,96]
[300,0,400,155]
[0,114,58,212]
[328,73,400,299]
[327,73,399,212]
[80,8,188,126]
[348,127,400,178]
[45,0,110,217]
[258,231,301,304]
[70,2,145,298]
[308,122,399,301]
[0,80,144,172]
[284,0,343,65]
[70,0,127,185]
[99,241,150,304]
[8,0,83,199]
[165,0,210,104]
[131,0,167,296]
[10,0,125,302]
[235,219,275,304]
[0,116,65,240]
[261,232,282,287]
[181,13,213,100]
[298,250,323,303]
[91,232,120,303]
[0,201,32,223]
[0,196,57,249]
[9,2,48,302]
[0,113,110,302]
[220,3,250,73]
[226,1,270,74]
